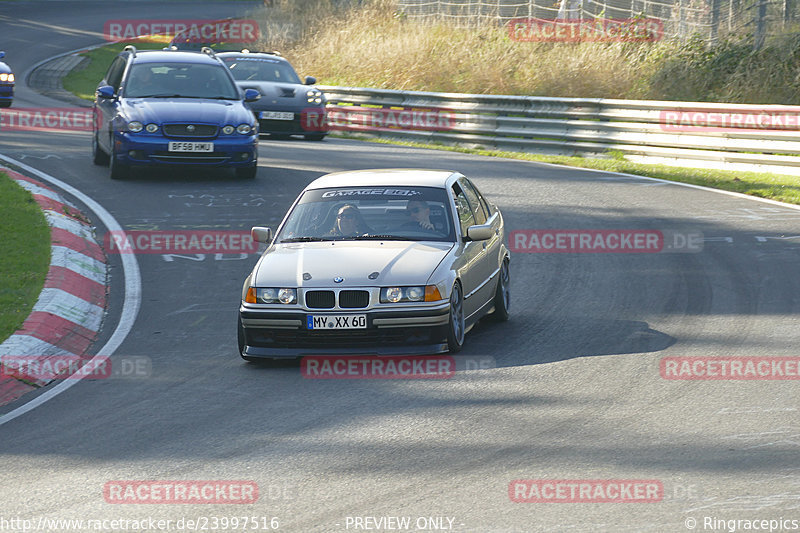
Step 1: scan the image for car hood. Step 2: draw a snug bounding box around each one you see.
[236,81,309,103]
[253,240,454,288]
[120,98,252,125]
[0,62,11,74]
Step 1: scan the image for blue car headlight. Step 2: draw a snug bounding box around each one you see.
[128,121,143,133]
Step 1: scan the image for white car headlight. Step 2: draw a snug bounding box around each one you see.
[380,286,434,303]
[222,125,235,135]
[0,73,12,83]
[246,287,297,304]
[145,123,158,133]
[128,121,143,133]
[237,124,252,134]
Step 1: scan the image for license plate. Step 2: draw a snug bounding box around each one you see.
[168,142,213,152]
[260,111,294,120]
[307,315,367,330]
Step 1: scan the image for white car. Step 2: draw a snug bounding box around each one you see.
[238,169,510,360]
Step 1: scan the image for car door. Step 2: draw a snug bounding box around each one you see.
[459,177,502,308]
[451,181,489,321]
[95,56,126,153]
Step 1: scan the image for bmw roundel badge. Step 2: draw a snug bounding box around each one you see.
[334,277,344,283]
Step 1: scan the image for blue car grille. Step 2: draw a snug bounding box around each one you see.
[163,124,218,138]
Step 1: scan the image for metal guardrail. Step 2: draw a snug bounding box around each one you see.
[319,85,800,176]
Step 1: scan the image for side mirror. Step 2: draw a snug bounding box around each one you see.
[466,223,493,242]
[251,226,272,244]
[304,76,316,85]
[0,52,5,60]
[96,85,115,99]
[244,88,260,102]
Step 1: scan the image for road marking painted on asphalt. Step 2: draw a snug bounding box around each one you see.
[0,154,141,426]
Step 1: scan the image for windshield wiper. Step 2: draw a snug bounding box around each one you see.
[352,234,413,241]
[280,236,334,243]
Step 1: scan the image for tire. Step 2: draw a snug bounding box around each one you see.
[447,282,465,353]
[304,133,325,141]
[0,101,11,108]
[492,259,510,321]
[92,132,109,166]
[109,148,128,180]
[235,165,257,179]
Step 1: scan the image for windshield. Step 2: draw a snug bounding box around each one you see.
[276,186,456,243]
[124,63,240,99]
[222,57,302,84]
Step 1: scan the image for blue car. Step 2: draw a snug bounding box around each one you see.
[92,46,261,179]
[0,51,14,108]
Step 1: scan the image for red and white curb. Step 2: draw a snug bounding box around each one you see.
[0,168,107,406]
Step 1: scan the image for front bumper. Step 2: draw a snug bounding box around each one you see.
[112,132,258,167]
[240,303,450,357]
[252,107,329,136]
[0,84,13,100]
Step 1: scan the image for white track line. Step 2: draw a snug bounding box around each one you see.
[0,154,141,426]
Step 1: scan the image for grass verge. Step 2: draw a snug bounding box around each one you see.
[0,171,51,344]
[58,22,800,206]
[63,41,166,101]
[335,134,800,205]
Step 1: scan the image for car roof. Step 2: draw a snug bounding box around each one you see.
[127,50,223,65]
[306,169,459,190]
[217,51,289,62]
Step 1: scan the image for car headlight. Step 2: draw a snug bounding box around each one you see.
[236,124,252,134]
[145,123,159,133]
[0,73,12,83]
[222,125,235,135]
[380,285,441,303]
[306,89,323,105]
[245,287,297,304]
[128,121,143,133]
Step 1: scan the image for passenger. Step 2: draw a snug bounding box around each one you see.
[328,204,371,236]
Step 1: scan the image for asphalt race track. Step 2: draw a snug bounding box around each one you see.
[1,3,800,532]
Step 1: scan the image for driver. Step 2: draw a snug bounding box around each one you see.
[403,200,435,231]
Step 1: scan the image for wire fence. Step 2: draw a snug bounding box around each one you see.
[395,0,795,44]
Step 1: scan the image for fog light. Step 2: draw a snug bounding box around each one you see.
[239,152,250,161]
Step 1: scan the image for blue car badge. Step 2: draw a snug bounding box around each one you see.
[334,277,343,283]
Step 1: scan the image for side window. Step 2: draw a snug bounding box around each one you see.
[452,183,475,238]
[459,179,488,225]
[105,57,126,92]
